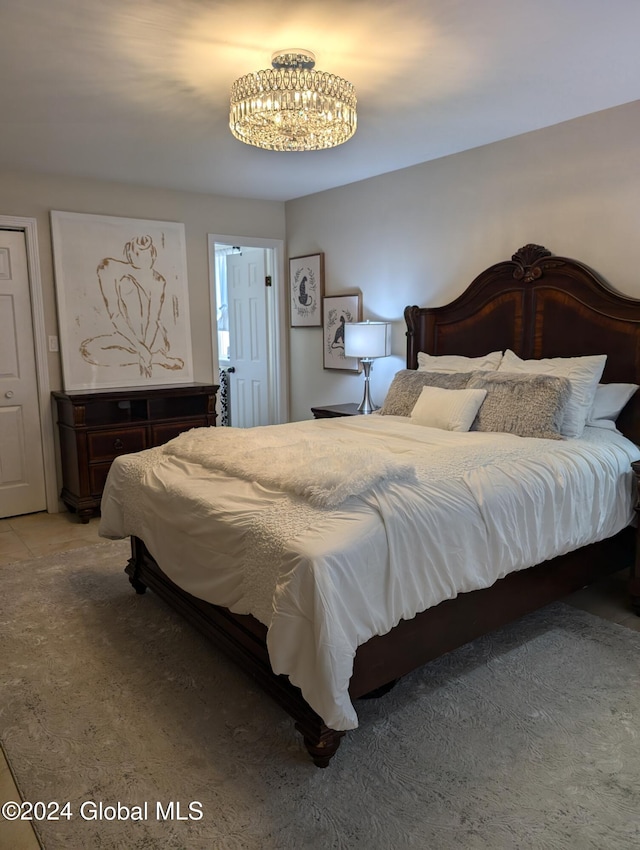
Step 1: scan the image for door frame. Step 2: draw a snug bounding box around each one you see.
[0,216,58,513]
[208,234,289,424]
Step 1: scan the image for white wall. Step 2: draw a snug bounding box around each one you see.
[285,101,640,422]
[0,169,286,390]
[0,170,286,504]
[4,99,640,451]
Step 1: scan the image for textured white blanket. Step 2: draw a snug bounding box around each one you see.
[162,425,416,507]
[101,417,640,730]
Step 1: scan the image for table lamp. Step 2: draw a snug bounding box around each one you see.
[344,321,392,413]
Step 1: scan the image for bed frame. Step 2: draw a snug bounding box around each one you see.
[126,244,640,767]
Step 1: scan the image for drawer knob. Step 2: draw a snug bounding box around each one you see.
[4,391,14,398]
[113,438,124,450]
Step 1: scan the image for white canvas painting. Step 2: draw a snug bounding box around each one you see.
[51,211,193,391]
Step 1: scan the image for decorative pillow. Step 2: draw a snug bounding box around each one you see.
[586,382,638,430]
[380,370,473,417]
[417,350,503,373]
[497,350,606,438]
[466,371,571,440]
[410,385,487,432]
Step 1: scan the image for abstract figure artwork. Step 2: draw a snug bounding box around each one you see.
[289,253,324,327]
[81,235,184,378]
[51,212,193,390]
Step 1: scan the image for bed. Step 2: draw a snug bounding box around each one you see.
[100,243,640,767]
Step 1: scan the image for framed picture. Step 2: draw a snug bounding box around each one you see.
[289,252,324,327]
[50,211,193,391]
[323,294,362,371]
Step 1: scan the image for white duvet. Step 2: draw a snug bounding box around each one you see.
[99,416,640,731]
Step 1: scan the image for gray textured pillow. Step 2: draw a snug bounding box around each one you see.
[380,370,473,417]
[466,371,571,439]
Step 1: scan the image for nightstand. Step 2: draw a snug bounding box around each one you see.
[311,403,364,419]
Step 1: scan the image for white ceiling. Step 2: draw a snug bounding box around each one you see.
[2,0,639,202]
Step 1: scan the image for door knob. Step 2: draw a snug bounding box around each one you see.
[227,366,236,373]
[4,391,14,398]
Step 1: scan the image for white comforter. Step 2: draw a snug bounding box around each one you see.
[99,416,640,731]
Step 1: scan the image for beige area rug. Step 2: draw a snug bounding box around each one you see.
[1,541,640,850]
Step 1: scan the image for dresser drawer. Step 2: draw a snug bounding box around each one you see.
[88,462,114,496]
[151,419,207,446]
[87,427,147,463]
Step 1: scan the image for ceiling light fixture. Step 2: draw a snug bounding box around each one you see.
[229,49,357,152]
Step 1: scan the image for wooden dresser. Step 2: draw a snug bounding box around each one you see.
[52,383,218,521]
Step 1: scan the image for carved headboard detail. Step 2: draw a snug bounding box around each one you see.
[404,244,640,443]
[511,243,554,282]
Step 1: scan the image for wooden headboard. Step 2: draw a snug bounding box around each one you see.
[404,244,640,444]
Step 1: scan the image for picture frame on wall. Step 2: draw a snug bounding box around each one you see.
[50,210,193,391]
[323,293,362,371]
[289,252,324,327]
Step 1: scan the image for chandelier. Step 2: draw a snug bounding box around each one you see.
[229,49,357,152]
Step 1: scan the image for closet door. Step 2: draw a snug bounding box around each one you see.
[0,229,46,517]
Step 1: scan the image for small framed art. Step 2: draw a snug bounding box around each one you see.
[289,252,324,327]
[323,293,362,371]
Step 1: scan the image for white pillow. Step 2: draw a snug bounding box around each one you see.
[417,350,503,373]
[410,385,487,432]
[497,350,606,438]
[586,382,638,430]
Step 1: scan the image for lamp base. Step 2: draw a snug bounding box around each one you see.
[357,359,379,414]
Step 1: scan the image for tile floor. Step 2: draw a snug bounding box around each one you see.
[1,510,639,849]
[0,509,102,567]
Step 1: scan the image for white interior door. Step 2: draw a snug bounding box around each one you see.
[227,247,270,427]
[0,229,47,517]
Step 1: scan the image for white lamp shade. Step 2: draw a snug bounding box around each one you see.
[344,321,391,359]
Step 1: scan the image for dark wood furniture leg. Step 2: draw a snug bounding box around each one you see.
[629,461,640,614]
[124,526,635,766]
[125,537,345,766]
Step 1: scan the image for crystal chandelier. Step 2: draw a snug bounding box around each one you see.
[229,49,357,152]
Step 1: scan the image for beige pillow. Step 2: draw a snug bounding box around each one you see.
[410,385,487,432]
[417,350,503,373]
[497,350,606,438]
[380,370,473,417]
[467,371,571,440]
